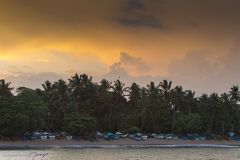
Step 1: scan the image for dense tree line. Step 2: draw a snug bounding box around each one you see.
[0,74,240,138]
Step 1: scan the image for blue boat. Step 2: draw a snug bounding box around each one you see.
[103,132,119,140]
[129,133,148,141]
[226,132,240,141]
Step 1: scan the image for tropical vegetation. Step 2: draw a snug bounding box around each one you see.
[0,75,240,139]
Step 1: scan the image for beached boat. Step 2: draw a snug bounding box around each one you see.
[40,135,48,140]
[166,134,178,140]
[226,132,240,141]
[103,132,119,140]
[49,135,56,140]
[41,132,50,140]
[115,132,128,138]
[31,132,42,140]
[129,134,142,141]
[152,134,165,139]
[38,132,56,140]
[166,135,173,140]
[142,135,148,140]
[96,131,103,138]
[59,132,73,140]
[129,133,148,141]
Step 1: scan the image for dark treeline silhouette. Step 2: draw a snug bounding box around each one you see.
[0,74,240,138]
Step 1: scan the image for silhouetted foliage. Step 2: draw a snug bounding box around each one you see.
[1,75,240,137]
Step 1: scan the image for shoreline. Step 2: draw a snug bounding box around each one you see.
[0,139,240,149]
[0,144,239,150]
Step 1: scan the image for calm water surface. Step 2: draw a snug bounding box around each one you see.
[0,148,240,160]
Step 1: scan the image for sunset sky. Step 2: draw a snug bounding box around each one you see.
[1,0,240,94]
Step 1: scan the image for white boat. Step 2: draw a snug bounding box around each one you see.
[40,135,47,140]
[96,131,103,138]
[152,134,165,139]
[166,135,173,140]
[142,135,148,140]
[49,135,56,140]
[159,134,165,139]
[116,132,128,138]
[120,134,128,138]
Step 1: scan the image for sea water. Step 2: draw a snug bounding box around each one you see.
[0,148,240,160]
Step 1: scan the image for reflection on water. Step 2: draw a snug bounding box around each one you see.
[0,148,240,160]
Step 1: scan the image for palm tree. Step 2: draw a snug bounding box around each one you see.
[171,86,185,112]
[0,79,13,98]
[228,86,240,131]
[42,80,54,101]
[97,103,118,131]
[218,93,232,135]
[69,74,96,101]
[68,74,82,100]
[146,81,159,97]
[129,83,141,107]
[159,80,172,98]
[53,79,69,100]
[46,79,70,131]
[137,95,151,132]
[208,93,219,133]
[169,86,185,134]
[198,94,210,132]
[185,90,196,113]
[98,79,111,93]
[111,79,129,96]
[229,85,240,103]
[138,82,166,133]
[42,80,53,93]
[96,79,117,131]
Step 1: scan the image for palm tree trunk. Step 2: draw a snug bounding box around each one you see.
[152,117,156,133]
[141,116,145,132]
[209,110,215,133]
[155,114,160,133]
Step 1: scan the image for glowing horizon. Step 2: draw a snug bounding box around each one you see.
[1,0,240,94]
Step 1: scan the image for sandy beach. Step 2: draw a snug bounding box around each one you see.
[0,138,239,149]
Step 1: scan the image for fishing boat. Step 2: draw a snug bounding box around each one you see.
[115,132,128,138]
[166,134,178,140]
[40,135,48,140]
[49,135,56,140]
[96,131,103,138]
[129,134,142,141]
[103,132,119,140]
[129,133,148,141]
[152,133,165,139]
[31,131,42,140]
[60,132,73,140]
[142,135,148,140]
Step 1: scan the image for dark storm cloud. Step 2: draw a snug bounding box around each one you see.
[114,0,163,29]
[0,0,119,38]
[124,0,145,12]
[2,0,240,35]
